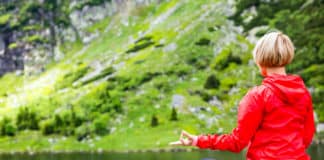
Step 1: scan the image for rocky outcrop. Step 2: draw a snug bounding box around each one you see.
[0,0,160,76]
[0,33,24,75]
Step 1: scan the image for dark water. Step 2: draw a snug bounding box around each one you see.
[0,144,322,160]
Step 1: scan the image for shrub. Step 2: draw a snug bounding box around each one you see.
[118,72,161,91]
[211,46,242,70]
[195,38,211,46]
[170,107,178,121]
[0,13,11,26]
[40,118,55,135]
[151,115,159,127]
[185,52,211,69]
[300,64,324,84]
[166,64,191,77]
[16,107,39,130]
[153,76,171,92]
[0,117,17,136]
[204,74,220,89]
[55,64,90,89]
[81,66,114,85]
[189,89,213,102]
[75,124,91,141]
[126,35,155,53]
[4,123,16,136]
[91,114,110,135]
[53,110,78,136]
[77,82,122,114]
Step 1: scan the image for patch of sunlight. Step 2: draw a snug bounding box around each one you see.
[3,69,63,108]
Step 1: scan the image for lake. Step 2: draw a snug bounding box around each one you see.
[0,144,322,160]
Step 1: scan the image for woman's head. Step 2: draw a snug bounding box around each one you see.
[253,32,295,68]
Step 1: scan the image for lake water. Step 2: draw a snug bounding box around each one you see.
[0,144,322,160]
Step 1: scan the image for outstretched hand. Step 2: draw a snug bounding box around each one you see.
[169,130,197,146]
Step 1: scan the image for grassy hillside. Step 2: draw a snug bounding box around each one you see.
[0,0,262,152]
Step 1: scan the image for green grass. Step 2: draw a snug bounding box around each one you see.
[0,0,296,152]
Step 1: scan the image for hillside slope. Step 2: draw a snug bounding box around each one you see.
[0,0,260,152]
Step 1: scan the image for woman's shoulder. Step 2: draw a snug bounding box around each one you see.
[248,85,271,97]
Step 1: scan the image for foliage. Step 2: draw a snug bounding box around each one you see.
[16,107,39,130]
[40,118,55,135]
[81,66,114,85]
[151,115,159,127]
[211,45,242,70]
[91,113,110,135]
[231,0,324,121]
[0,13,11,26]
[24,35,47,44]
[195,38,211,46]
[204,74,220,89]
[8,43,18,49]
[72,0,112,11]
[0,73,23,97]
[0,117,17,136]
[75,123,91,141]
[126,36,155,53]
[170,107,178,121]
[55,64,90,89]
[1,0,322,152]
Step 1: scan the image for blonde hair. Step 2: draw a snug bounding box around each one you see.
[253,32,295,67]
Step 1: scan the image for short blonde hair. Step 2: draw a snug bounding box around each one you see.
[253,32,294,67]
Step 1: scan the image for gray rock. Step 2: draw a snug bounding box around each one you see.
[317,123,324,132]
[171,94,185,108]
[208,96,222,107]
[163,43,177,52]
[0,35,5,56]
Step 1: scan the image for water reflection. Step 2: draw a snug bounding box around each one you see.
[0,144,322,160]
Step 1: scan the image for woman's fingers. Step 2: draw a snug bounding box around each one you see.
[180,138,191,146]
[169,141,183,146]
[170,130,196,146]
[181,130,194,140]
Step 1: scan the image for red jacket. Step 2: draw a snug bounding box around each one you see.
[195,74,316,160]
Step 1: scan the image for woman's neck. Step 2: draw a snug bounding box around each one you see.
[266,67,287,76]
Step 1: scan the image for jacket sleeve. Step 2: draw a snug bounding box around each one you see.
[195,87,265,152]
[303,95,315,148]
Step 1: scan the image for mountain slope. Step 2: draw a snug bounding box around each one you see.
[0,0,260,152]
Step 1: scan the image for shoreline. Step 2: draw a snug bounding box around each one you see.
[0,142,323,155]
[0,147,198,155]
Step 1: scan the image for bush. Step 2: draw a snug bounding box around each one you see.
[118,72,161,91]
[204,74,220,89]
[211,46,242,70]
[55,64,90,89]
[153,76,172,92]
[166,64,192,77]
[77,82,122,114]
[16,107,39,130]
[195,38,211,46]
[170,107,178,121]
[81,66,114,85]
[126,35,155,53]
[0,13,11,26]
[0,117,17,136]
[53,110,78,136]
[300,64,324,84]
[151,115,159,127]
[91,114,110,135]
[40,118,55,135]
[4,123,16,136]
[75,124,91,141]
[189,89,214,102]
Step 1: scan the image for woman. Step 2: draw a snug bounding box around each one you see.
[170,32,316,160]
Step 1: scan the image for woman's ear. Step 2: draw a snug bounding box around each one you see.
[260,66,267,77]
[256,63,267,77]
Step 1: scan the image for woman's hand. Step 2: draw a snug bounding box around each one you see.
[169,130,197,146]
